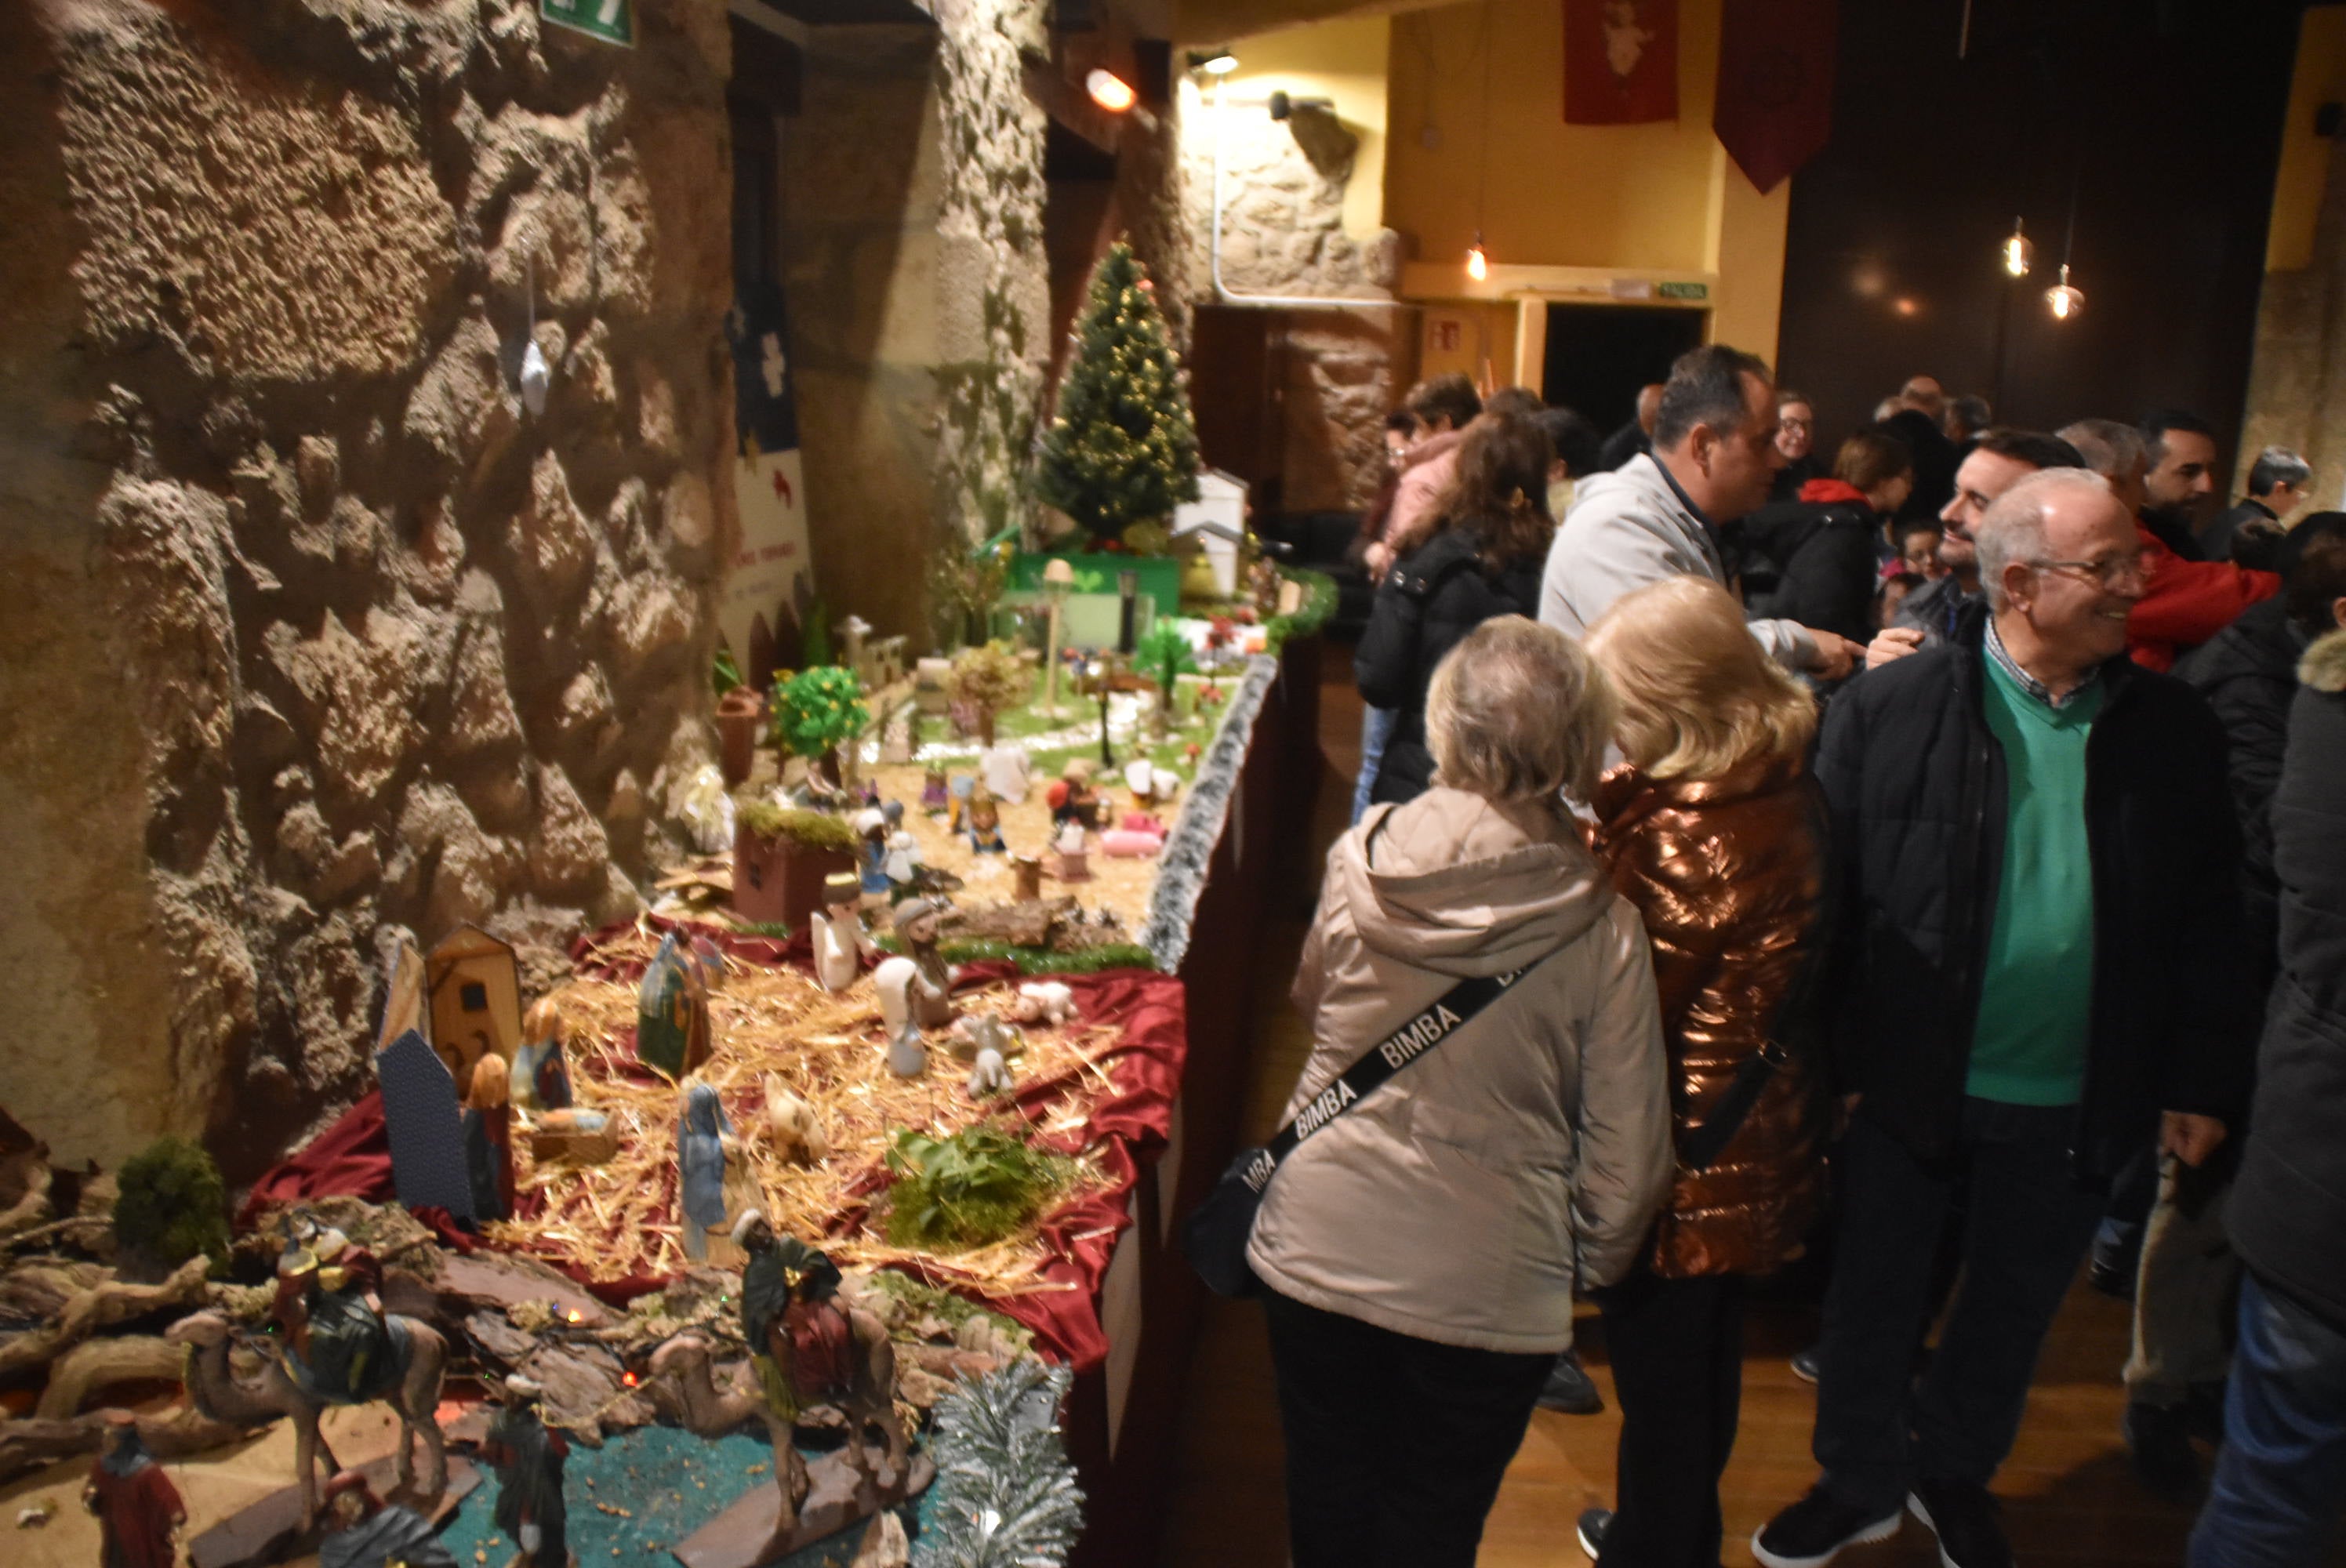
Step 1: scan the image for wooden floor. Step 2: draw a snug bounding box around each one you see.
[1154,648,2308,1568]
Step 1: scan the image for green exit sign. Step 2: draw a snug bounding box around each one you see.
[1658,281,1709,301]
[542,0,633,45]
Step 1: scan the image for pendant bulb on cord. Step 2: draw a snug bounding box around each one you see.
[1466,0,1492,285]
[1465,231,1488,282]
[2045,263,2084,321]
[2001,217,2032,278]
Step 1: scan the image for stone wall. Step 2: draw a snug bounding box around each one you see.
[0,0,734,1178]
[1180,93,1404,511]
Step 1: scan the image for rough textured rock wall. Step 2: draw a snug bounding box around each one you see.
[931,0,1051,555]
[0,0,733,1178]
[1180,98,1404,512]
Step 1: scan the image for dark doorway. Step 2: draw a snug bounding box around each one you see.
[1541,304,1706,431]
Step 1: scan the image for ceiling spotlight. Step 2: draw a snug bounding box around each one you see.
[1086,69,1136,113]
[2001,218,2032,278]
[2044,263,2084,321]
[1465,234,1488,282]
[1188,48,1239,75]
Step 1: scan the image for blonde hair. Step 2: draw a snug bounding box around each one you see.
[464,1051,510,1111]
[1425,615,1617,806]
[1585,576,1817,779]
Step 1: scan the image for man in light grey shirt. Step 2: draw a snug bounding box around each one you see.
[1541,344,1860,679]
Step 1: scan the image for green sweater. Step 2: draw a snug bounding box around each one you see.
[1968,646,2101,1105]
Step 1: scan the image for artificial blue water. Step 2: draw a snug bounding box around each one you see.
[436,1425,929,1568]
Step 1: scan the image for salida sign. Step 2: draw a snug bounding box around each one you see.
[540,0,632,46]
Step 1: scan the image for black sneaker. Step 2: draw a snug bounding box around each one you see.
[1752,1484,1901,1567]
[1907,1476,2014,1568]
[1790,1345,1821,1385]
[2122,1399,2201,1493]
[1576,1507,1611,1560]
[1538,1348,1605,1415]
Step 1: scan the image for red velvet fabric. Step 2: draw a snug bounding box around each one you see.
[240,917,1188,1369]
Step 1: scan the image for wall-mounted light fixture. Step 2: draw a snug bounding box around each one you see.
[1086,68,1136,113]
[1186,47,1238,75]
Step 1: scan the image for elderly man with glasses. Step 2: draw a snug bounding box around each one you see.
[1751,468,2257,1568]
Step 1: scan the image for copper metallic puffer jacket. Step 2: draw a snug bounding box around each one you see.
[1589,753,1827,1278]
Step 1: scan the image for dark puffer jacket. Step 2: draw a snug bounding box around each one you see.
[2175,595,2311,996]
[2227,627,2346,1331]
[1730,492,1882,646]
[1590,755,1828,1277]
[1355,526,1545,804]
[1813,603,2257,1180]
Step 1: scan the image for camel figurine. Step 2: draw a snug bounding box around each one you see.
[166,1310,448,1533]
[647,1216,906,1546]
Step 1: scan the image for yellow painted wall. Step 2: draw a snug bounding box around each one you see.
[2268,5,2346,271]
[1385,0,1790,374]
[1208,14,1391,238]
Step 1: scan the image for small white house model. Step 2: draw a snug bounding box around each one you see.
[1172,467,1249,597]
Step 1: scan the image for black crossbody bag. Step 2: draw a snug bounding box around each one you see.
[1182,954,1553,1299]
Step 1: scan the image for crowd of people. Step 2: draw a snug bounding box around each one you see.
[1244,345,2346,1568]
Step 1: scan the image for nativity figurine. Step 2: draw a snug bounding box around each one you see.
[318,1469,457,1568]
[481,1376,570,1568]
[873,898,956,1033]
[83,1411,183,1568]
[810,872,875,993]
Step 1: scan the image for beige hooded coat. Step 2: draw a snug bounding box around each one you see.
[1247,786,1672,1354]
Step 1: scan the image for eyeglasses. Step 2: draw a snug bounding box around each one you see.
[1778,416,1813,431]
[2031,551,2154,590]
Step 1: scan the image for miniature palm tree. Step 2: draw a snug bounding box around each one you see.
[946,641,1030,747]
[1133,622,1196,735]
[1033,241,1200,549]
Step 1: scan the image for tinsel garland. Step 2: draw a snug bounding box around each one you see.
[913,1360,1085,1568]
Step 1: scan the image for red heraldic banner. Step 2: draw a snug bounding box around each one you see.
[1713,0,1839,193]
[1564,0,1680,125]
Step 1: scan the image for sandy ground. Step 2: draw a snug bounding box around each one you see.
[2,1399,434,1568]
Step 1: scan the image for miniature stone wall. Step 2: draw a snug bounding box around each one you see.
[0,0,734,1178]
[1181,95,1406,512]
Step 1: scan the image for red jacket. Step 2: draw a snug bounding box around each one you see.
[2129,525,2278,673]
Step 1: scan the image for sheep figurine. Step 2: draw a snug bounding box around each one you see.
[966,1047,1014,1099]
[761,1074,828,1165]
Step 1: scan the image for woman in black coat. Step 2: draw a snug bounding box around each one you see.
[2190,618,2346,1567]
[1734,430,1913,648]
[1355,412,1555,804]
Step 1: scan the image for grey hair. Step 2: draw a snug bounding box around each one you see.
[1974,467,2115,611]
[2249,445,2311,497]
[2056,419,2147,484]
[1425,615,1617,807]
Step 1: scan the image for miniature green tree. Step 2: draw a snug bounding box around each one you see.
[1133,622,1197,725]
[1032,241,1200,549]
[112,1135,230,1275]
[946,641,1030,747]
[770,665,869,785]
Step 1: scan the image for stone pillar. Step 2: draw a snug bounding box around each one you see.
[2240,129,2346,510]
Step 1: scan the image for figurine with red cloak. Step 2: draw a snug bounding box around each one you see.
[83,1411,183,1568]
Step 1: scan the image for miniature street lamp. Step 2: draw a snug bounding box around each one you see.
[1040,557,1075,717]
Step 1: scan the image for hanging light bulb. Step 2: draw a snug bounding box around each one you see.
[2044,263,2085,321]
[1465,232,1488,282]
[2001,218,2033,278]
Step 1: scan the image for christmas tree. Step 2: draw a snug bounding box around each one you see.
[913,1360,1084,1568]
[1033,241,1201,548]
